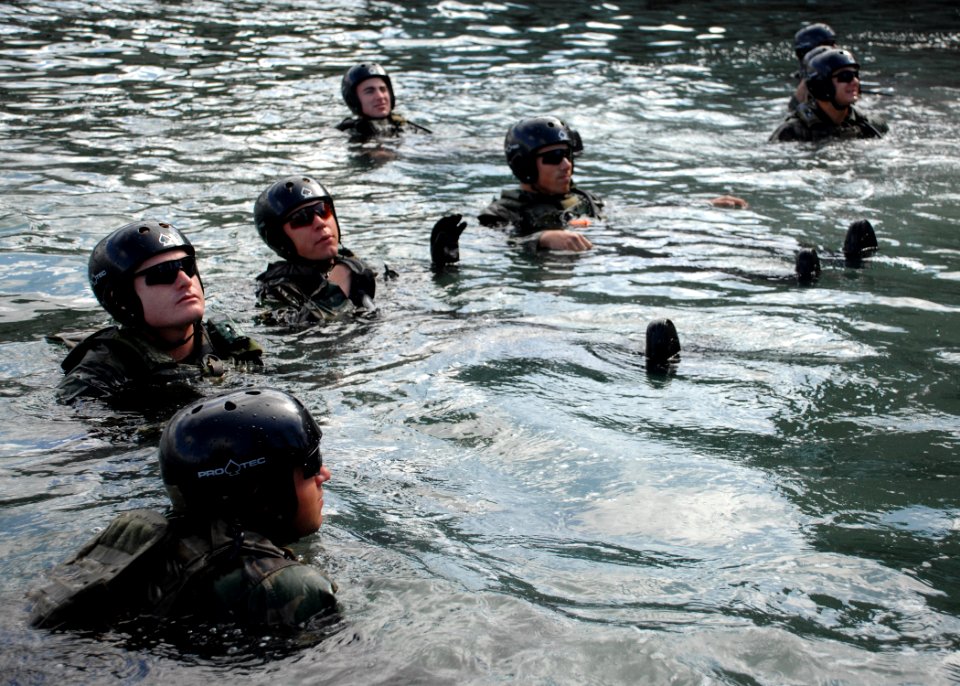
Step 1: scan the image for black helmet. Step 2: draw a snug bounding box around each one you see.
[806,48,859,105]
[800,44,831,76]
[159,388,323,544]
[794,23,836,62]
[88,220,197,327]
[341,63,395,117]
[253,175,341,261]
[504,116,583,184]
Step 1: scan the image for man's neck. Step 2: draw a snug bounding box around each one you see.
[817,99,850,125]
[519,182,570,197]
[148,322,197,362]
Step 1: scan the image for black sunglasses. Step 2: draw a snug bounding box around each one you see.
[538,148,573,166]
[302,442,323,479]
[285,201,334,230]
[133,255,198,286]
[833,70,859,83]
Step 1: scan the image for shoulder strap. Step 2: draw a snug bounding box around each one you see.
[60,327,120,373]
[793,102,823,128]
[569,188,604,218]
[60,326,177,375]
[28,509,171,629]
[204,319,264,362]
[151,520,295,618]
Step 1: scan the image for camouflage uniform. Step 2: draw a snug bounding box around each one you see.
[255,248,377,325]
[56,320,263,404]
[335,113,430,141]
[478,185,604,251]
[770,102,888,142]
[28,509,338,629]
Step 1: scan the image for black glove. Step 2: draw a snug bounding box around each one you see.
[431,214,467,267]
[843,219,878,259]
[349,266,377,308]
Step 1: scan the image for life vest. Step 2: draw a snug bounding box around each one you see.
[335,113,430,137]
[256,252,376,323]
[28,510,303,629]
[480,186,604,236]
[780,102,887,141]
[59,321,262,381]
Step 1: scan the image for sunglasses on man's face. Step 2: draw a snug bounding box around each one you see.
[285,201,334,230]
[302,442,323,479]
[833,70,860,83]
[537,148,573,166]
[134,255,198,286]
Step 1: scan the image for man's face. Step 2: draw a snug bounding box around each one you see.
[831,67,860,108]
[133,248,205,332]
[292,463,332,536]
[533,143,574,196]
[282,200,341,262]
[357,77,392,118]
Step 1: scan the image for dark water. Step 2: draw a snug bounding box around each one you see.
[2,1,960,683]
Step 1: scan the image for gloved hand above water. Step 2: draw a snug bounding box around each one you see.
[431,214,467,268]
[348,265,377,308]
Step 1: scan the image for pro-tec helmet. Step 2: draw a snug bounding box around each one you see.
[88,220,198,327]
[504,116,584,184]
[159,388,324,544]
[253,175,341,261]
[341,63,395,117]
[794,23,837,62]
[806,48,859,105]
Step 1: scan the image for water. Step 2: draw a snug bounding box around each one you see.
[2,0,960,683]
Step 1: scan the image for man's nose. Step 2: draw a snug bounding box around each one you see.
[174,267,193,285]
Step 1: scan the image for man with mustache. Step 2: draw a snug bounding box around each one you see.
[771,48,889,142]
[480,116,747,253]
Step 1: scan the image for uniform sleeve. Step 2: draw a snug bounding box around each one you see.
[245,561,339,627]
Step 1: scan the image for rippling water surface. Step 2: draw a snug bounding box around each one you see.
[2,1,960,683]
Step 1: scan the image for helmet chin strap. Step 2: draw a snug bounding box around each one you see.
[148,319,199,352]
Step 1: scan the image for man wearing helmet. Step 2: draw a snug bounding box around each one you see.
[29,388,339,630]
[335,63,430,140]
[479,116,746,252]
[56,221,263,404]
[253,175,379,324]
[478,116,601,252]
[771,48,888,142]
[788,23,838,112]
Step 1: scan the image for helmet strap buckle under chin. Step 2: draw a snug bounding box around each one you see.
[228,525,244,559]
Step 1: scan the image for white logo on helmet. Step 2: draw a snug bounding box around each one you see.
[158,232,178,247]
[196,456,267,479]
[300,187,314,198]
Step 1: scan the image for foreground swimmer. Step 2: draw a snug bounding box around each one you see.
[56,221,262,404]
[771,48,888,142]
[29,388,338,630]
[479,116,748,253]
[335,63,430,140]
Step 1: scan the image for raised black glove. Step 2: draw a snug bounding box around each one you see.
[349,266,377,308]
[843,219,878,259]
[431,214,467,267]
